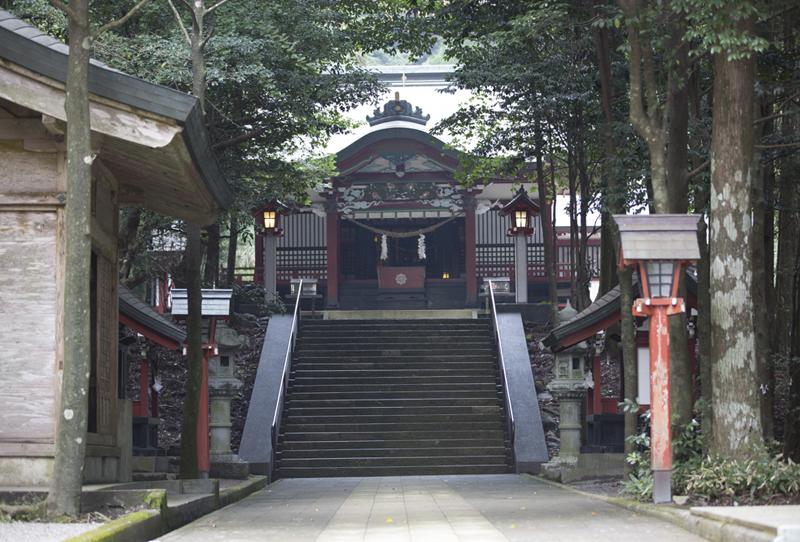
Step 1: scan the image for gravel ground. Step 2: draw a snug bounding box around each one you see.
[0,521,100,542]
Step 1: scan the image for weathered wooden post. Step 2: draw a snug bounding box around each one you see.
[501,187,539,304]
[614,214,701,504]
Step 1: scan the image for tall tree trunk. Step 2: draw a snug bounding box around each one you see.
[592,0,620,297]
[225,214,239,288]
[784,237,800,461]
[620,267,638,475]
[536,126,558,322]
[568,147,579,307]
[576,132,591,310]
[47,0,92,517]
[696,187,713,446]
[179,3,209,479]
[778,107,800,458]
[119,208,142,283]
[709,29,763,458]
[179,223,203,478]
[203,222,220,286]
[751,98,773,440]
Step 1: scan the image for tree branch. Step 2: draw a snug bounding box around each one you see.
[688,159,710,178]
[206,0,233,14]
[166,0,191,45]
[211,125,267,150]
[94,0,153,36]
[619,0,654,140]
[755,141,800,150]
[47,0,78,22]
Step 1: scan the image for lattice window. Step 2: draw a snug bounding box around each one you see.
[277,247,327,281]
[476,244,514,279]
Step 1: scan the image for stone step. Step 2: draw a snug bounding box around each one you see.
[298,336,493,345]
[275,464,512,478]
[279,429,507,442]
[279,438,510,450]
[285,397,502,408]
[295,352,496,361]
[282,411,504,424]
[296,345,494,354]
[276,446,510,459]
[289,375,498,385]
[286,382,500,393]
[287,390,501,400]
[277,455,510,468]
[281,421,504,433]
[291,362,497,371]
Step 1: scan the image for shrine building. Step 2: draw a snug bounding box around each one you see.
[0,11,229,485]
[253,92,600,310]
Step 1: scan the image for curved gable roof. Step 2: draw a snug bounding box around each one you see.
[0,10,231,211]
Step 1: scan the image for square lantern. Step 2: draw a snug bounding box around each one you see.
[501,186,539,236]
[614,214,702,301]
[253,200,287,235]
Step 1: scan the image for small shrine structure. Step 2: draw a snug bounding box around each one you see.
[0,11,230,485]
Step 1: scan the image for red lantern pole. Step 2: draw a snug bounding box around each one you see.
[633,294,684,503]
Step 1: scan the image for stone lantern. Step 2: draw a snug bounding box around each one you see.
[500,187,539,303]
[547,339,589,458]
[208,323,248,479]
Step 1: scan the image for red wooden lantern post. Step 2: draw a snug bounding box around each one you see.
[501,187,539,303]
[253,201,286,303]
[614,214,701,504]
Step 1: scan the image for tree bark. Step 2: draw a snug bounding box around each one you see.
[535,126,558,322]
[119,208,142,283]
[619,266,638,475]
[751,98,773,440]
[709,29,763,458]
[783,236,800,461]
[178,0,210,479]
[47,0,92,517]
[179,223,203,478]
[225,214,239,288]
[203,222,220,286]
[592,5,620,296]
[696,187,713,446]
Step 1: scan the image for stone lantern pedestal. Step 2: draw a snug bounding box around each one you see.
[209,324,249,479]
[542,338,590,481]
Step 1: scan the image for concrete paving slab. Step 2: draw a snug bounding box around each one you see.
[691,505,800,536]
[155,475,704,541]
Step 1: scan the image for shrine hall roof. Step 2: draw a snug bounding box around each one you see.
[543,271,698,352]
[0,10,231,214]
[119,286,186,349]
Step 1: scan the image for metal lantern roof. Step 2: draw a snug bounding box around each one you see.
[170,289,232,317]
[613,214,702,261]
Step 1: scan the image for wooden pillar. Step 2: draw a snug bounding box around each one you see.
[464,200,477,306]
[326,208,339,308]
[592,354,602,415]
[254,231,264,284]
[514,234,528,303]
[262,233,278,303]
[197,349,210,477]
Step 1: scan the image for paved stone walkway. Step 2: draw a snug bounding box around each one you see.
[155,475,705,542]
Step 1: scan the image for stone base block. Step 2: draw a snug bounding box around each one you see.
[210,461,250,480]
[541,453,625,483]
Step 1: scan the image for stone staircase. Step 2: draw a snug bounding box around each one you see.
[274,318,513,478]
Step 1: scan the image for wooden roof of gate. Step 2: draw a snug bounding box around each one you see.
[0,10,231,223]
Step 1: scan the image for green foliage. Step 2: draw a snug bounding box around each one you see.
[671,0,769,60]
[622,413,800,504]
[682,456,800,504]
